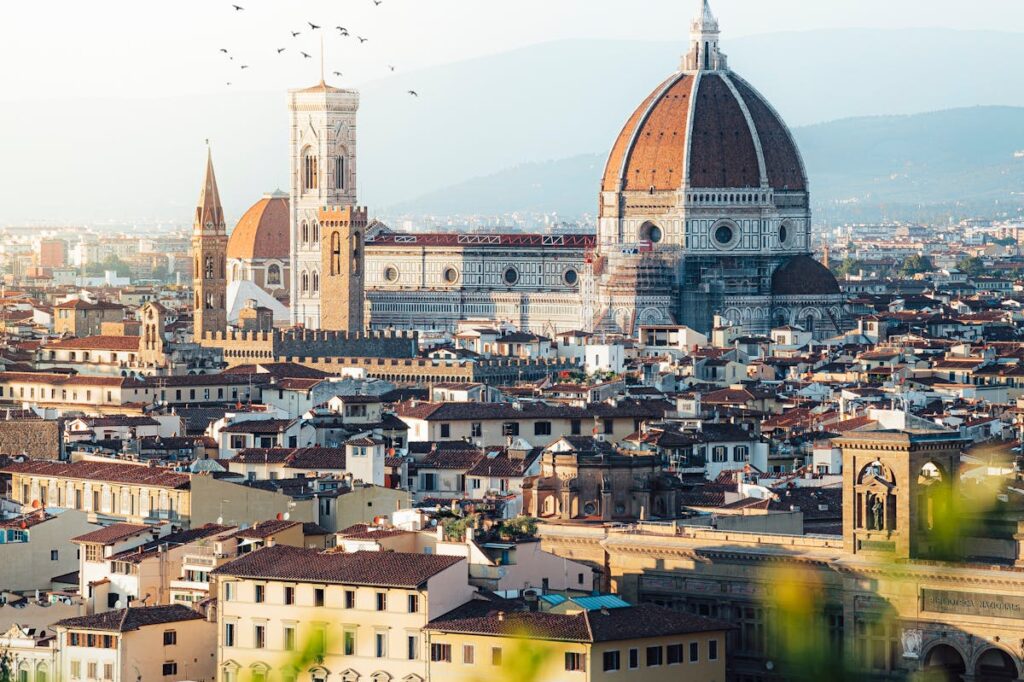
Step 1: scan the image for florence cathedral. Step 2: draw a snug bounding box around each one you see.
[222,0,848,339]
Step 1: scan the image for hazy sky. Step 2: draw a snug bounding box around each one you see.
[3,0,1024,101]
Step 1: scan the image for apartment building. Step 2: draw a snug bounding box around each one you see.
[54,605,216,682]
[0,508,98,593]
[2,459,191,524]
[211,545,473,682]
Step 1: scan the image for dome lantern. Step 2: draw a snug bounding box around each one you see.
[683,0,728,72]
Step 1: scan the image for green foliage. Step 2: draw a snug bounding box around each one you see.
[442,515,476,542]
[956,255,985,277]
[84,255,132,278]
[496,515,538,540]
[832,257,861,278]
[899,254,934,276]
[0,647,11,682]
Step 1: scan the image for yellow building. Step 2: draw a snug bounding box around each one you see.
[54,604,216,682]
[2,459,191,524]
[424,602,728,682]
[211,545,474,682]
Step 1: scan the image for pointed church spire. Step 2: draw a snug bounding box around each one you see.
[195,144,225,234]
[682,0,727,72]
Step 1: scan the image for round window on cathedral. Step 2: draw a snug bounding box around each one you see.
[502,267,520,286]
[640,222,663,244]
[779,224,789,245]
[384,266,399,283]
[563,268,579,286]
[714,223,736,248]
[443,267,459,284]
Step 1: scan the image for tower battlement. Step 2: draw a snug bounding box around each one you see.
[318,205,369,225]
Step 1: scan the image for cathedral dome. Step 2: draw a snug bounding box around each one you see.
[771,255,840,296]
[601,71,806,194]
[227,191,290,261]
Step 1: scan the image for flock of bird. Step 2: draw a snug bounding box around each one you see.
[219,1,418,97]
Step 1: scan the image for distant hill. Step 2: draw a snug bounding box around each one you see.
[390,106,1024,224]
[4,28,1024,223]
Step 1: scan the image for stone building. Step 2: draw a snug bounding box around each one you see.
[524,435,683,521]
[539,428,1024,681]
[319,205,366,333]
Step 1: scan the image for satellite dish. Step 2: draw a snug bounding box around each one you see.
[114,600,123,609]
[276,513,283,521]
[283,513,290,521]
[430,519,438,527]
[217,517,224,525]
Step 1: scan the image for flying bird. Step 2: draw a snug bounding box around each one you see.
[226,82,233,86]
[219,48,229,54]
[240,64,249,69]
[407,90,418,97]
[300,51,312,59]
[373,0,383,5]
[308,22,320,30]
[357,36,368,43]
[387,64,396,71]
[232,4,244,10]
[277,47,286,53]
[333,71,343,77]
[291,30,301,37]
[336,26,348,35]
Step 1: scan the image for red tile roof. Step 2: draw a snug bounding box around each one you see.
[55,605,203,632]
[211,545,463,587]
[46,336,139,352]
[2,460,189,489]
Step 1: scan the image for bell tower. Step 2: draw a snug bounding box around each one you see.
[288,76,359,329]
[319,205,366,333]
[192,147,228,339]
[837,430,965,561]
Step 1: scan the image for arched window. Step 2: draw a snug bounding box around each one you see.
[303,148,318,191]
[335,155,346,190]
[352,231,361,276]
[805,315,815,333]
[312,271,319,293]
[204,255,214,280]
[312,221,320,244]
[267,264,281,287]
[330,231,342,276]
[301,222,309,244]
[301,271,309,293]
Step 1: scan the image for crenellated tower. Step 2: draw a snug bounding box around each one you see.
[192,148,228,338]
[319,205,366,333]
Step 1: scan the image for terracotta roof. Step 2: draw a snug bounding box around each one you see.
[55,605,203,632]
[231,447,347,469]
[0,372,137,388]
[72,523,151,545]
[2,460,189,490]
[46,336,138,352]
[106,524,234,563]
[212,545,464,587]
[221,418,293,434]
[601,71,805,194]
[227,192,290,261]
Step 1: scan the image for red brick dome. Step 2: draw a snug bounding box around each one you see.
[227,191,290,261]
[602,72,806,193]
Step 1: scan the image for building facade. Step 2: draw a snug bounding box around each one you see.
[539,429,1024,681]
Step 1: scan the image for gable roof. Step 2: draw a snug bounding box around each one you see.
[55,605,203,632]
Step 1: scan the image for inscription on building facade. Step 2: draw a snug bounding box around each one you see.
[921,589,1024,619]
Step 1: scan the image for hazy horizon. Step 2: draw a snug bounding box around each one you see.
[3,1,1024,226]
